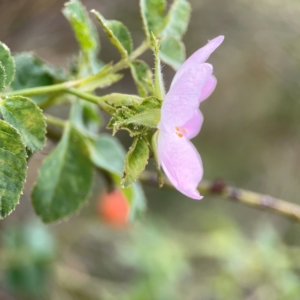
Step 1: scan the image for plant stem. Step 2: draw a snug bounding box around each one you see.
[140,171,300,222]
[3,82,74,97]
[45,114,66,128]
[2,41,150,99]
[152,35,165,100]
[66,89,115,115]
[109,40,150,74]
[131,40,150,60]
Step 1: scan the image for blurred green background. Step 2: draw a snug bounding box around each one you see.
[2,0,300,299]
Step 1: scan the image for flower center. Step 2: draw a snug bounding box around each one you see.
[175,126,187,138]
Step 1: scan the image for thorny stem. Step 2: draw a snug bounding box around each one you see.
[140,171,300,223]
[1,40,150,105]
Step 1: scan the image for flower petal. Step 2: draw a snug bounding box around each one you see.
[158,131,203,199]
[181,109,203,140]
[158,63,213,132]
[171,36,224,87]
[199,75,217,103]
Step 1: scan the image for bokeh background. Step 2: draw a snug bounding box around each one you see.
[1,0,300,299]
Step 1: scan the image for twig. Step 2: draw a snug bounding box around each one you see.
[139,171,300,222]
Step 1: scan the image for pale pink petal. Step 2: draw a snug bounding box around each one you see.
[180,109,203,140]
[158,63,213,132]
[172,35,224,87]
[199,75,217,103]
[158,131,203,199]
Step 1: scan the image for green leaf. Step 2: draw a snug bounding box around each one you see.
[159,36,185,70]
[63,0,99,63]
[124,108,160,128]
[88,134,146,219]
[0,62,6,92]
[130,60,153,97]
[71,51,104,77]
[161,0,191,38]
[107,108,147,136]
[79,73,123,92]
[70,100,100,137]
[92,10,133,58]
[89,135,126,177]
[100,93,144,106]
[0,121,27,163]
[77,63,123,91]
[0,96,46,152]
[140,0,166,39]
[107,97,161,136]
[0,120,27,218]
[139,96,162,109]
[0,42,15,86]
[11,53,58,105]
[81,102,101,132]
[129,182,147,221]
[121,137,149,188]
[32,124,93,223]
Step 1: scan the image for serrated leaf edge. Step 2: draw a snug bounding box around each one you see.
[1,95,47,152]
[0,42,16,86]
[0,120,27,219]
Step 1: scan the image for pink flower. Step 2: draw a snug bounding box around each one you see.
[157,36,224,199]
